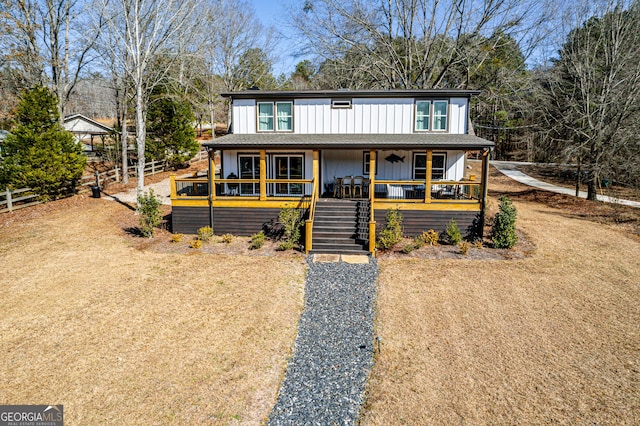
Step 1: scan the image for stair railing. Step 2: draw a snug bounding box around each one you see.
[304,178,319,254]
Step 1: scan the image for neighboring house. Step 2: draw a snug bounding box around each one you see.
[170,89,494,255]
[63,114,114,152]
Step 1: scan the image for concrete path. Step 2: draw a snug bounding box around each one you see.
[101,176,181,206]
[492,161,640,208]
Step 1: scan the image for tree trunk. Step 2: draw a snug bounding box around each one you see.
[587,180,597,201]
[136,83,146,199]
[121,113,129,184]
[575,158,581,197]
[120,81,129,184]
[587,168,598,201]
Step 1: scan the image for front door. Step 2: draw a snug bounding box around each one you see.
[274,155,303,195]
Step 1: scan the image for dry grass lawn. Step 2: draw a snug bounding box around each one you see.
[0,197,305,425]
[2,165,639,425]
[362,169,640,424]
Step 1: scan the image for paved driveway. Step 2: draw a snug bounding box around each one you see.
[492,161,640,208]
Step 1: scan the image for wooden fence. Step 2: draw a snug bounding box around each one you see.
[1,150,207,213]
[0,188,40,213]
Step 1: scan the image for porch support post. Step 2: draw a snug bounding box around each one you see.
[208,148,215,230]
[209,149,216,202]
[259,150,267,200]
[368,149,377,255]
[170,174,177,198]
[305,219,312,254]
[479,148,491,238]
[312,150,319,197]
[424,150,433,203]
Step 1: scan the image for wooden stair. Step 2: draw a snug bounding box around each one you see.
[310,199,369,255]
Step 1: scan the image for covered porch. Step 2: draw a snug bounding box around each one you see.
[170,135,493,255]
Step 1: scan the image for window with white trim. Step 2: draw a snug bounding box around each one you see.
[257,101,293,131]
[415,100,448,132]
[413,153,446,180]
[415,100,431,131]
[433,101,448,131]
[363,151,378,175]
[238,154,260,195]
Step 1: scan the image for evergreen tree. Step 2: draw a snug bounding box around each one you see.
[146,91,199,169]
[0,86,85,200]
[490,196,518,249]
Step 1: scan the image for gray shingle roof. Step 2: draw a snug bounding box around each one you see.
[221,89,482,99]
[203,133,494,150]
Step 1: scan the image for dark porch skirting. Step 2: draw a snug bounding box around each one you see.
[375,209,481,238]
[172,206,283,235]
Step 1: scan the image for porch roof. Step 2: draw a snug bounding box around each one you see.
[203,133,494,151]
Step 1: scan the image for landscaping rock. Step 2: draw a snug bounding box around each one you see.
[268,257,378,425]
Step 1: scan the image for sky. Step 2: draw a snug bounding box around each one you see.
[247,0,305,76]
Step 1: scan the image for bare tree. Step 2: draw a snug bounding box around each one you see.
[192,0,280,128]
[291,0,557,89]
[536,0,640,200]
[0,0,100,119]
[94,0,202,196]
[0,0,45,87]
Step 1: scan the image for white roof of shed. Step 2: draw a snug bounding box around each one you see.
[63,114,114,135]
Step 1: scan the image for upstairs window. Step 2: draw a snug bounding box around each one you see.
[415,100,448,132]
[433,101,448,131]
[258,101,293,131]
[276,102,293,131]
[415,101,431,131]
[258,103,274,131]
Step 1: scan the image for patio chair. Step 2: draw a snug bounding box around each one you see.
[341,176,353,198]
[352,176,364,197]
[333,176,342,198]
[387,184,405,199]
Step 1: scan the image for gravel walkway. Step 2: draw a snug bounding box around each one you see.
[268,256,378,425]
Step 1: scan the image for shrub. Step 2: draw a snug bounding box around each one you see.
[445,219,462,245]
[278,208,303,250]
[170,233,183,243]
[250,231,266,250]
[473,239,484,249]
[277,240,295,251]
[416,229,439,247]
[491,196,518,249]
[459,241,470,256]
[377,209,403,250]
[221,233,233,244]
[401,243,415,254]
[197,226,214,242]
[189,239,202,249]
[137,189,162,237]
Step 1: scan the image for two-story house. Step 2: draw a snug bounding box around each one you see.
[170,89,494,255]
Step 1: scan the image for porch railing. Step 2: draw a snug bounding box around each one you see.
[371,180,481,202]
[172,177,481,202]
[304,178,319,254]
[172,177,314,199]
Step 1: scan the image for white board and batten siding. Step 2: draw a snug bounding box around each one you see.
[322,150,467,183]
[231,97,469,135]
[220,149,466,184]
